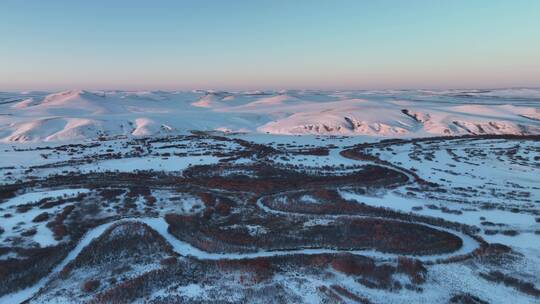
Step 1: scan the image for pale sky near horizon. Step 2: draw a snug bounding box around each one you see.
[1,0,539,91]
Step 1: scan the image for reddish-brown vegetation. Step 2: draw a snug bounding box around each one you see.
[0,245,69,297]
[46,204,75,240]
[32,212,50,223]
[479,271,540,298]
[81,279,100,293]
[449,293,489,304]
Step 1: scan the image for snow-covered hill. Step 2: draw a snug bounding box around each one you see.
[0,89,539,142]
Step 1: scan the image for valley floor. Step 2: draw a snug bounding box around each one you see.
[0,132,538,303]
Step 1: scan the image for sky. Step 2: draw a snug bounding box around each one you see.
[1,0,539,91]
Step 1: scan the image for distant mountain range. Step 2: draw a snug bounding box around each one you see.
[0,89,539,142]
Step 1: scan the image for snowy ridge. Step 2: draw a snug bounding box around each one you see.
[0,89,539,142]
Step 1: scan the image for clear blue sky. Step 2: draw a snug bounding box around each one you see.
[1,0,539,91]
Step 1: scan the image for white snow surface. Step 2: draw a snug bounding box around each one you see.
[0,189,89,248]
[1,89,539,142]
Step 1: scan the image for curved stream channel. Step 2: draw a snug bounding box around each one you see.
[2,200,481,303]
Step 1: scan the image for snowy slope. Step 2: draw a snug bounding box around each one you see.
[0,89,539,142]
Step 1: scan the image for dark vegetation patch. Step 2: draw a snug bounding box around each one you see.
[479,271,540,298]
[449,293,489,304]
[0,245,70,297]
[60,221,176,278]
[81,279,100,293]
[183,163,409,193]
[166,211,462,255]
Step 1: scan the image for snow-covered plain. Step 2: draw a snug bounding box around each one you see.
[0,88,539,142]
[0,88,539,304]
